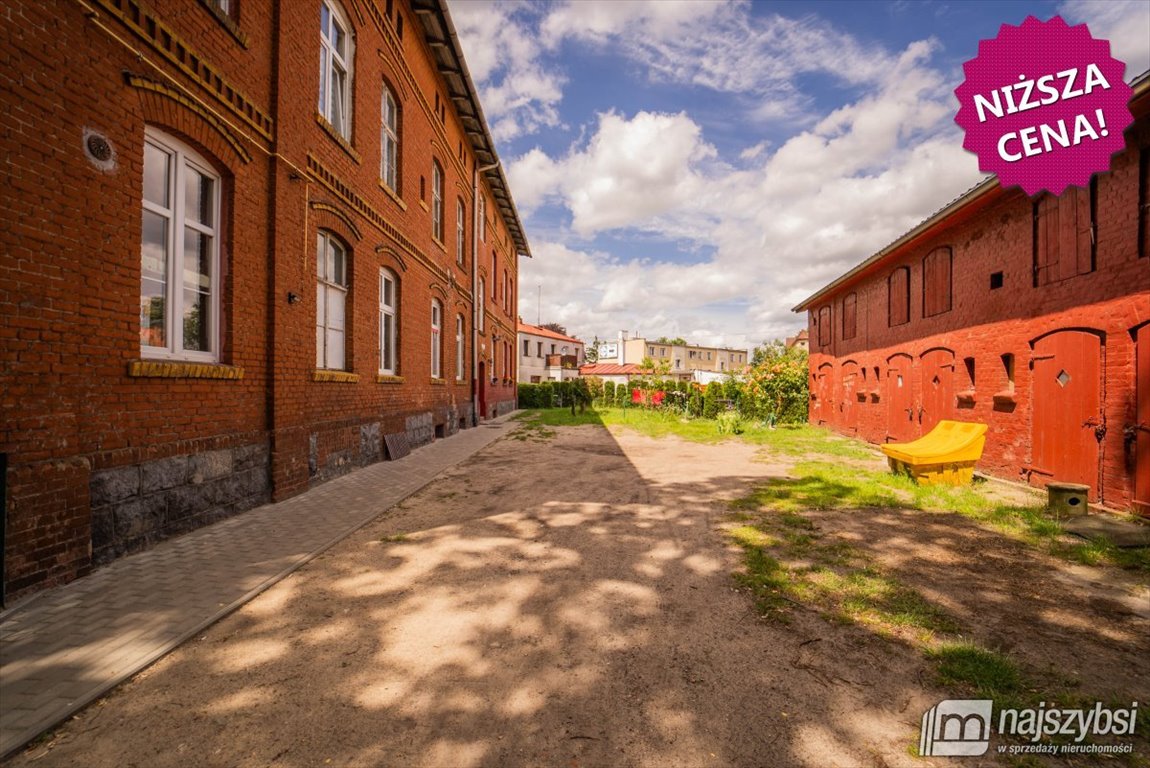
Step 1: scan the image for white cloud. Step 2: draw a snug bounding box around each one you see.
[1059,0,1150,80]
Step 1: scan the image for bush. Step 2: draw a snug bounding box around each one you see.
[739,344,809,424]
[538,380,554,408]
[602,380,616,405]
[688,388,704,417]
[703,381,724,419]
[616,383,630,407]
[716,411,745,435]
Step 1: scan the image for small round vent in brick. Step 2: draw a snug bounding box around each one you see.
[82,129,117,171]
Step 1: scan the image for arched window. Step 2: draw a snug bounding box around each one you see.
[431,298,442,379]
[379,268,397,374]
[317,230,349,370]
[381,85,399,191]
[140,127,221,361]
[431,160,443,241]
[319,0,354,139]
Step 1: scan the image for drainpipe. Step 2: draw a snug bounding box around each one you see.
[472,160,500,424]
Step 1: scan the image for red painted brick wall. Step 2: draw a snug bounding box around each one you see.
[1,0,522,599]
[803,104,1150,510]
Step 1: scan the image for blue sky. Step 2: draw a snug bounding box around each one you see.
[452,0,1150,352]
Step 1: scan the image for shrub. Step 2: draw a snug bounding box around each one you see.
[688,388,704,417]
[716,411,745,435]
[703,381,724,419]
[602,380,616,405]
[739,344,808,424]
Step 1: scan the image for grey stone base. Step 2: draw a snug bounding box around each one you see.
[90,444,271,565]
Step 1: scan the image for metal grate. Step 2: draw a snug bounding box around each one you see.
[383,433,411,461]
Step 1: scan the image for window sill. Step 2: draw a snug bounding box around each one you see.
[129,360,243,379]
[315,114,361,164]
[197,0,249,47]
[431,236,446,253]
[314,370,359,383]
[992,390,1016,405]
[377,374,404,384]
[418,199,429,212]
[379,181,407,210]
[430,377,446,385]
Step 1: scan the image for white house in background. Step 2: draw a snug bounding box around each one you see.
[518,321,586,383]
[595,331,749,380]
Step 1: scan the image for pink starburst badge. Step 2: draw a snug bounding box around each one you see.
[954,16,1133,197]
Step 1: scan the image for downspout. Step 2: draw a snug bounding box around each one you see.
[472,160,499,423]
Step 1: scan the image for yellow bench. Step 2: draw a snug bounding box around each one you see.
[880,420,988,486]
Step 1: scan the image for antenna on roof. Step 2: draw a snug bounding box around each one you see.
[536,284,541,325]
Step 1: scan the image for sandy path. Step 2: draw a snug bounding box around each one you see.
[12,423,1145,767]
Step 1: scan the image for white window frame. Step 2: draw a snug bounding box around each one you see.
[431,299,443,379]
[379,268,397,374]
[455,314,465,381]
[381,85,398,191]
[319,0,353,139]
[316,230,348,370]
[455,198,465,265]
[431,160,443,242]
[140,127,221,363]
[479,194,486,243]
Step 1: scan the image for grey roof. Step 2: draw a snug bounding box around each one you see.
[410,0,532,258]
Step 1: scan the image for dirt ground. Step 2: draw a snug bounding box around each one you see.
[13,423,1149,768]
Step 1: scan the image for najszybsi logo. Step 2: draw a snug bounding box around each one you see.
[920,699,1140,757]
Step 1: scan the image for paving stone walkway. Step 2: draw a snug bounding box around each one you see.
[0,415,520,758]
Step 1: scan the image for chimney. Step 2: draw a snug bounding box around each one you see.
[618,330,626,364]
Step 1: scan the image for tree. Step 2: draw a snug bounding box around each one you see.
[653,336,687,346]
[539,322,568,336]
[585,336,600,364]
[751,339,788,367]
[741,343,809,424]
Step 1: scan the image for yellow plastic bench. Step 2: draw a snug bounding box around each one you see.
[880,420,988,486]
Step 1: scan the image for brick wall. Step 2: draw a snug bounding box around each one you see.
[802,106,1150,510]
[1,0,523,600]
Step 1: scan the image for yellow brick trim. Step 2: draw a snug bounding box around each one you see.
[430,378,447,386]
[379,181,408,211]
[313,370,360,383]
[376,374,405,384]
[315,114,362,164]
[128,360,244,380]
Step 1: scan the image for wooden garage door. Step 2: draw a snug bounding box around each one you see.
[1031,330,1102,500]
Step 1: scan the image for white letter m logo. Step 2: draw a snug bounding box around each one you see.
[920,699,993,756]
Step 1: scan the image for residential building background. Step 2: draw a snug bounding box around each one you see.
[517,321,585,383]
[594,332,749,380]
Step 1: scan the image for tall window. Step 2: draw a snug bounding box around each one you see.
[523,339,530,357]
[923,246,953,317]
[478,194,487,242]
[841,292,857,341]
[888,266,910,327]
[455,198,465,265]
[140,128,220,361]
[319,0,353,139]
[316,231,348,370]
[478,277,485,333]
[381,85,398,191]
[379,268,397,374]
[817,306,831,346]
[431,160,443,241]
[1034,183,1095,285]
[455,314,465,381]
[431,299,442,378]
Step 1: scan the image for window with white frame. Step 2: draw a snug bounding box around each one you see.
[455,198,465,265]
[479,194,486,242]
[316,231,348,370]
[456,314,465,381]
[319,0,353,139]
[381,85,398,191]
[432,160,443,241]
[140,128,220,361]
[478,277,485,333]
[379,268,397,374]
[431,299,442,378]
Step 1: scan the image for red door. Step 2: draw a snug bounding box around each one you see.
[886,354,916,442]
[841,362,859,432]
[816,363,833,424]
[1031,330,1102,500]
[920,348,955,433]
[1135,323,1150,516]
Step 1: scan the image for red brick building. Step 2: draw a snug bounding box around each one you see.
[795,74,1150,513]
[0,0,528,601]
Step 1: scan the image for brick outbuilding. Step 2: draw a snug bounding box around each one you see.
[795,74,1150,513]
[0,0,528,601]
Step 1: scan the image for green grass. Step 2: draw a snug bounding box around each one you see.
[378,533,409,543]
[925,641,1024,698]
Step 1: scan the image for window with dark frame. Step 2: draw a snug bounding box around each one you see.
[841,292,857,340]
[888,266,910,326]
[817,305,832,347]
[922,246,953,317]
[1033,182,1095,286]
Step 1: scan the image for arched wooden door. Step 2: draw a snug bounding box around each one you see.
[1031,330,1102,500]
[814,363,834,424]
[841,361,859,432]
[920,348,956,433]
[1135,323,1150,516]
[886,354,916,442]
